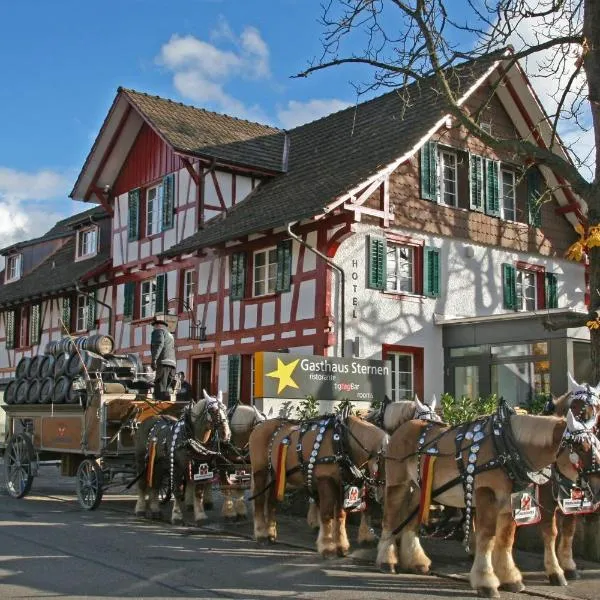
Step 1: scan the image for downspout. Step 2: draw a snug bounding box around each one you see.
[287,222,345,357]
[75,282,113,340]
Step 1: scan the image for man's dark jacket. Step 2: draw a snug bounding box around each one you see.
[150,323,176,368]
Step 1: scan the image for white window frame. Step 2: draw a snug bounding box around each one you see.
[253,247,278,297]
[75,294,90,332]
[501,169,516,222]
[76,226,98,259]
[386,244,415,294]
[5,254,22,283]
[438,149,457,206]
[140,280,157,319]
[184,269,195,309]
[388,352,414,401]
[146,184,162,237]
[516,269,537,312]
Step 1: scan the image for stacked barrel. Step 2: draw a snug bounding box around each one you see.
[4,334,145,407]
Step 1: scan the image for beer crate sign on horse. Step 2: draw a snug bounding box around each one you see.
[254,352,392,402]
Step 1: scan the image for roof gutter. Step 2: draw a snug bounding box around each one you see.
[286,222,345,357]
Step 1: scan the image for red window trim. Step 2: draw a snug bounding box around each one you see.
[515,261,546,310]
[382,344,424,403]
[383,234,425,296]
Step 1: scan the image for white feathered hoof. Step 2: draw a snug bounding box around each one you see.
[498,581,524,593]
[171,515,184,525]
[378,562,397,574]
[549,573,568,586]
[476,587,500,598]
[564,569,580,581]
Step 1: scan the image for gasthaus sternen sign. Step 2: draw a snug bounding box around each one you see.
[253,352,392,402]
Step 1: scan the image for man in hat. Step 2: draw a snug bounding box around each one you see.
[150,315,176,400]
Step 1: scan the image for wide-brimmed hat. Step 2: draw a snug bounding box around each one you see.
[152,312,178,332]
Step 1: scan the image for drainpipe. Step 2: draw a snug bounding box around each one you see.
[287,222,345,357]
[75,282,113,340]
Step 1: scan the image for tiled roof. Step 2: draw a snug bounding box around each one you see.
[121,88,286,173]
[0,239,110,307]
[0,206,108,255]
[162,56,497,257]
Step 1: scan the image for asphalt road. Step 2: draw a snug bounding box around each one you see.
[0,462,597,600]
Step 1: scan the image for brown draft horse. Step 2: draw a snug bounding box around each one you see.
[537,375,600,586]
[377,402,600,599]
[249,413,389,558]
[134,390,231,525]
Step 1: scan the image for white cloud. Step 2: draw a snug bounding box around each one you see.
[157,22,271,121]
[0,167,69,255]
[277,99,352,129]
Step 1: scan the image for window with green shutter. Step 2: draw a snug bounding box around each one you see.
[469,154,484,211]
[123,282,135,320]
[5,310,15,350]
[230,252,247,300]
[128,189,140,241]
[30,304,41,345]
[502,264,517,309]
[61,297,72,332]
[227,354,241,408]
[423,247,441,297]
[367,236,386,290]
[155,273,167,314]
[86,292,97,331]
[545,272,558,309]
[485,159,500,216]
[527,169,542,227]
[162,174,175,230]
[420,141,438,201]
[275,240,292,292]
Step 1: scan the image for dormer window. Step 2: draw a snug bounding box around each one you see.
[76,226,98,259]
[5,254,22,283]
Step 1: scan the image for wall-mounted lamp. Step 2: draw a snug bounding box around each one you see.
[198,325,207,342]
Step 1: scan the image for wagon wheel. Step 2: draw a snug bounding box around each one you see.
[4,433,36,498]
[158,473,172,505]
[76,458,104,510]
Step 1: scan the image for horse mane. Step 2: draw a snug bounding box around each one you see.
[383,401,418,431]
[551,391,572,417]
[510,413,564,448]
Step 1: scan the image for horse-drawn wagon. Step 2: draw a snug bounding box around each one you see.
[1,334,186,510]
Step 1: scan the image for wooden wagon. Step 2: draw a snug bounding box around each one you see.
[1,379,185,510]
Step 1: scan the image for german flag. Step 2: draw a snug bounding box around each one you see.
[418,455,436,525]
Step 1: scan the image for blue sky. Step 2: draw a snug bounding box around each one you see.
[0,0,364,248]
[0,1,592,253]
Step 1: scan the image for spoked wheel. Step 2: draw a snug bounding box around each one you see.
[4,433,36,498]
[158,473,172,505]
[76,458,104,510]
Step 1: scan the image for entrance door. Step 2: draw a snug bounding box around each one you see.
[191,357,213,399]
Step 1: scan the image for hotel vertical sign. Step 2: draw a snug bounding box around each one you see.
[254,352,392,402]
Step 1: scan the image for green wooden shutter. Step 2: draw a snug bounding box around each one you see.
[227,354,241,408]
[423,247,441,297]
[155,274,166,314]
[62,297,72,331]
[528,169,542,227]
[123,282,135,320]
[469,154,484,211]
[485,159,500,216]
[30,304,41,345]
[230,252,247,300]
[5,310,15,350]
[502,264,517,309]
[161,174,175,231]
[127,189,140,241]
[545,272,558,309]
[86,292,97,331]
[275,240,292,292]
[420,141,438,201]
[367,236,387,290]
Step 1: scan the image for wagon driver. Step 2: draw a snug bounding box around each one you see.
[150,315,176,400]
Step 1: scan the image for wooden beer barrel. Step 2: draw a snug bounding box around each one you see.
[28,355,44,379]
[16,357,33,379]
[52,376,70,404]
[26,379,41,404]
[67,350,105,378]
[39,377,55,404]
[39,354,55,378]
[44,340,60,355]
[58,336,75,354]
[54,353,71,377]
[15,379,30,404]
[86,334,114,356]
[5,379,17,405]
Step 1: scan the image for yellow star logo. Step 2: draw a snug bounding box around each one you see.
[266,358,300,394]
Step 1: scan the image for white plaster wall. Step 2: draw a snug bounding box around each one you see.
[244,304,258,329]
[262,301,275,326]
[297,280,316,321]
[236,177,252,203]
[303,231,318,272]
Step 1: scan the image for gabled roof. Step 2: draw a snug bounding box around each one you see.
[162,55,499,257]
[0,238,110,307]
[0,206,108,255]
[121,88,285,172]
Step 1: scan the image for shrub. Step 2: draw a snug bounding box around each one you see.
[296,395,319,420]
[441,393,499,426]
